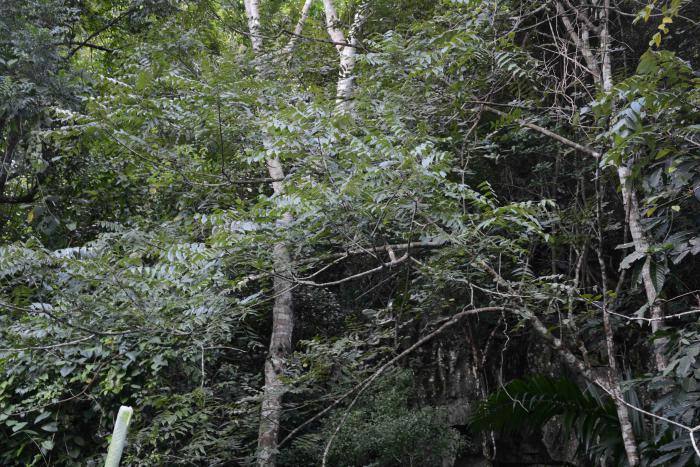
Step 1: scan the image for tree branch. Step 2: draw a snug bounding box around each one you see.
[66,5,139,59]
[295,253,409,286]
[481,105,601,158]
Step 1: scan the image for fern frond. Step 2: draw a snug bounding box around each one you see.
[470,375,623,462]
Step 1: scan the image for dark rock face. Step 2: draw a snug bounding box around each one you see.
[542,417,581,464]
[409,319,584,467]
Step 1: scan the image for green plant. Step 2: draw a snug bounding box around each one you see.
[285,370,464,467]
[470,375,624,463]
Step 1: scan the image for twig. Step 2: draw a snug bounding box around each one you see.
[481,105,601,158]
[605,308,700,323]
[67,6,139,59]
[595,381,700,459]
[295,253,409,287]
[0,334,96,352]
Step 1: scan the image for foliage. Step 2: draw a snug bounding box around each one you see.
[471,375,625,463]
[284,370,464,467]
[0,0,699,465]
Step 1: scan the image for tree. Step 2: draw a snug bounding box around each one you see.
[1,0,699,465]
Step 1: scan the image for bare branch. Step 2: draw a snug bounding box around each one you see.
[595,381,700,459]
[481,105,601,158]
[66,5,139,59]
[606,308,700,323]
[554,1,602,83]
[296,253,409,287]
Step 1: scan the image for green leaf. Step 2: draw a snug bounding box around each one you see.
[637,51,658,74]
[60,365,75,377]
[41,422,58,432]
[40,440,54,452]
[676,355,693,377]
[10,421,27,432]
[620,251,645,270]
[650,261,669,293]
[33,412,51,424]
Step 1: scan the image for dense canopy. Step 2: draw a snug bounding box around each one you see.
[0,0,699,465]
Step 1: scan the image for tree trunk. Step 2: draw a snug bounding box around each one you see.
[593,3,640,463]
[595,0,666,371]
[596,165,640,466]
[243,0,263,54]
[617,163,667,372]
[241,2,296,465]
[283,0,314,55]
[257,238,294,467]
[321,0,368,112]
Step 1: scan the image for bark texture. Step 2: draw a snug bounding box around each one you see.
[321,0,368,112]
[552,2,664,459]
[283,0,314,55]
[597,179,640,465]
[242,1,296,465]
[596,2,663,359]
[595,3,640,463]
[606,2,666,372]
[618,163,667,372]
[244,0,263,54]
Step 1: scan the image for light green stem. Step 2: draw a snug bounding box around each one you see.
[104,405,133,467]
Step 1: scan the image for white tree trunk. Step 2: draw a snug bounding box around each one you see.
[601,0,665,372]
[549,3,642,463]
[283,0,315,55]
[242,2,296,466]
[597,173,640,465]
[322,0,368,112]
[244,0,263,54]
[617,163,667,372]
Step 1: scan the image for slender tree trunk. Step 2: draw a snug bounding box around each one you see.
[321,0,368,112]
[556,0,666,374]
[0,119,21,199]
[241,2,296,465]
[591,3,641,463]
[257,238,294,467]
[597,0,667,372]
[596,163,640,466]
[598,271,641,466]
[617,163,667,371]
[283,0,314,55]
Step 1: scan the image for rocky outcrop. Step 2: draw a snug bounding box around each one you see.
[410,318,585,466]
